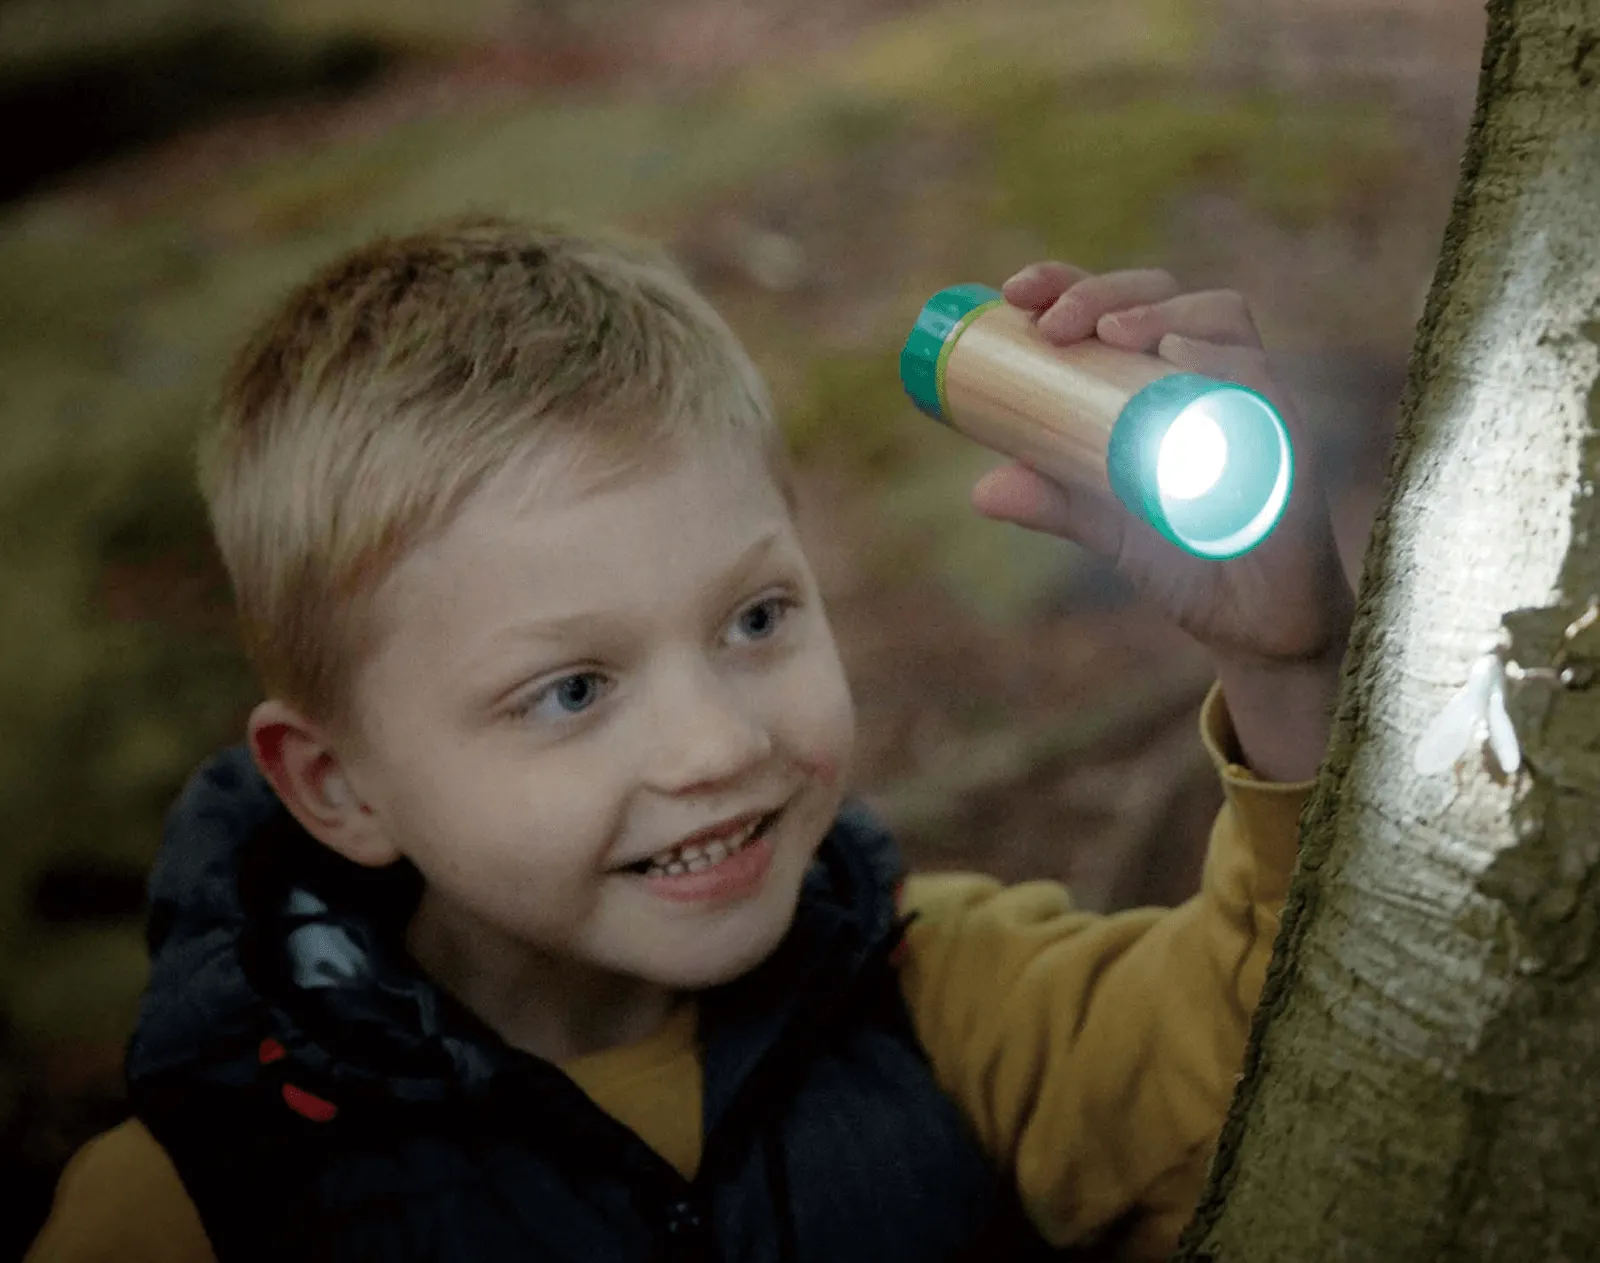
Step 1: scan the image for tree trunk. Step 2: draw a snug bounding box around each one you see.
[1175,0,1600,1259]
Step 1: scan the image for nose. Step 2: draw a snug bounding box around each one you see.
[642,655,773,794]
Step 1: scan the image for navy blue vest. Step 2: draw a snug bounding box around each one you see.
[126,748,1071,1262]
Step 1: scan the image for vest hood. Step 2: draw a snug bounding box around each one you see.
[127,745,907,1116]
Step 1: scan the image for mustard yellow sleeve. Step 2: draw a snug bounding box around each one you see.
[25,1120,215,1263]
[895,683,1311,1258]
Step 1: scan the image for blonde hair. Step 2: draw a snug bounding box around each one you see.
[199,215,785,733]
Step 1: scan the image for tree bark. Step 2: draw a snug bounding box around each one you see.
[1175,0,1600,1259]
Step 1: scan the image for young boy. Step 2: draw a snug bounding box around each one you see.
[27,219,1352,1262]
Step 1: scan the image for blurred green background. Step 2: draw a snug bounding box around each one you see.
[0,0,1482,1252]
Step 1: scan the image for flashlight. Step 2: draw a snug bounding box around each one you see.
[900,283,1294,559]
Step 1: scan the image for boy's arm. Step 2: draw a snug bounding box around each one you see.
[25,1119,215,1263]
[895,683,1312,1256]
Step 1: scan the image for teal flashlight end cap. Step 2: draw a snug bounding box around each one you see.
[1107,373,1294,560]
[900,283,1005,422]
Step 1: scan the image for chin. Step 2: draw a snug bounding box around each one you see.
[652,904,798,990]
[626,810,825,990]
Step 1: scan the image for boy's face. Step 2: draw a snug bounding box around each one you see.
[340,439,856,990]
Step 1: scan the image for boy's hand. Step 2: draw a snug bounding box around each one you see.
[973,262,1355,781]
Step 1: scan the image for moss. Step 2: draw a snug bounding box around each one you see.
[876,439,1088,624]
[785,346,921,474]
[0,213,195,359]
[987,89,1404,268]
[755,0,1198,120]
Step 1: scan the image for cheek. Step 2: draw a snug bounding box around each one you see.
[797,730,850,787]
[788,663,855,787]
[802,755,840,786]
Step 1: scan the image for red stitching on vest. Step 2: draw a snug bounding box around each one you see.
[282,1083,338,1122]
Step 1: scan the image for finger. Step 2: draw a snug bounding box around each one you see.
[971,462,1125,558]
[1156,334,1274,396]
[1096,289,1263,355]
[1002,261,1092,311]
[1157,335,1319,465]
[1036,268,1181,344]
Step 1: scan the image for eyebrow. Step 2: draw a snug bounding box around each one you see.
[485,529,787,652]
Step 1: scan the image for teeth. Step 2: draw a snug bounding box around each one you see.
[643,816,767,876]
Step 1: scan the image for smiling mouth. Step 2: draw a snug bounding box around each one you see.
[619,809,783,878]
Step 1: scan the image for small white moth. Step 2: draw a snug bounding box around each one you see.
[1414,600,1599,781]
[1413,652,1521,777]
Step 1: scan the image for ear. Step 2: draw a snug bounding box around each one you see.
[247,698,401,868]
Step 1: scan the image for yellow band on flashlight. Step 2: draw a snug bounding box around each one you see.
[933,298,1005,419]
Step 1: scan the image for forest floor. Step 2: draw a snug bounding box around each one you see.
[0,0,1483,1252]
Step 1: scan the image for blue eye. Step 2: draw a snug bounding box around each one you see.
[514,671,609,724]
[551,674,602,711]
[732,596,795,644]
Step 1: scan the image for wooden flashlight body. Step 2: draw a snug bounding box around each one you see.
[938,301,1174,497]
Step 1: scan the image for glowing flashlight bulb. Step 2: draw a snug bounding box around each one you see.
[1156,405,1229,502]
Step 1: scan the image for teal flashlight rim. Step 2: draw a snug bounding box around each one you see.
[1169,391,1294,560]
[1107,375,1296,561]
[900,283,1004,421]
